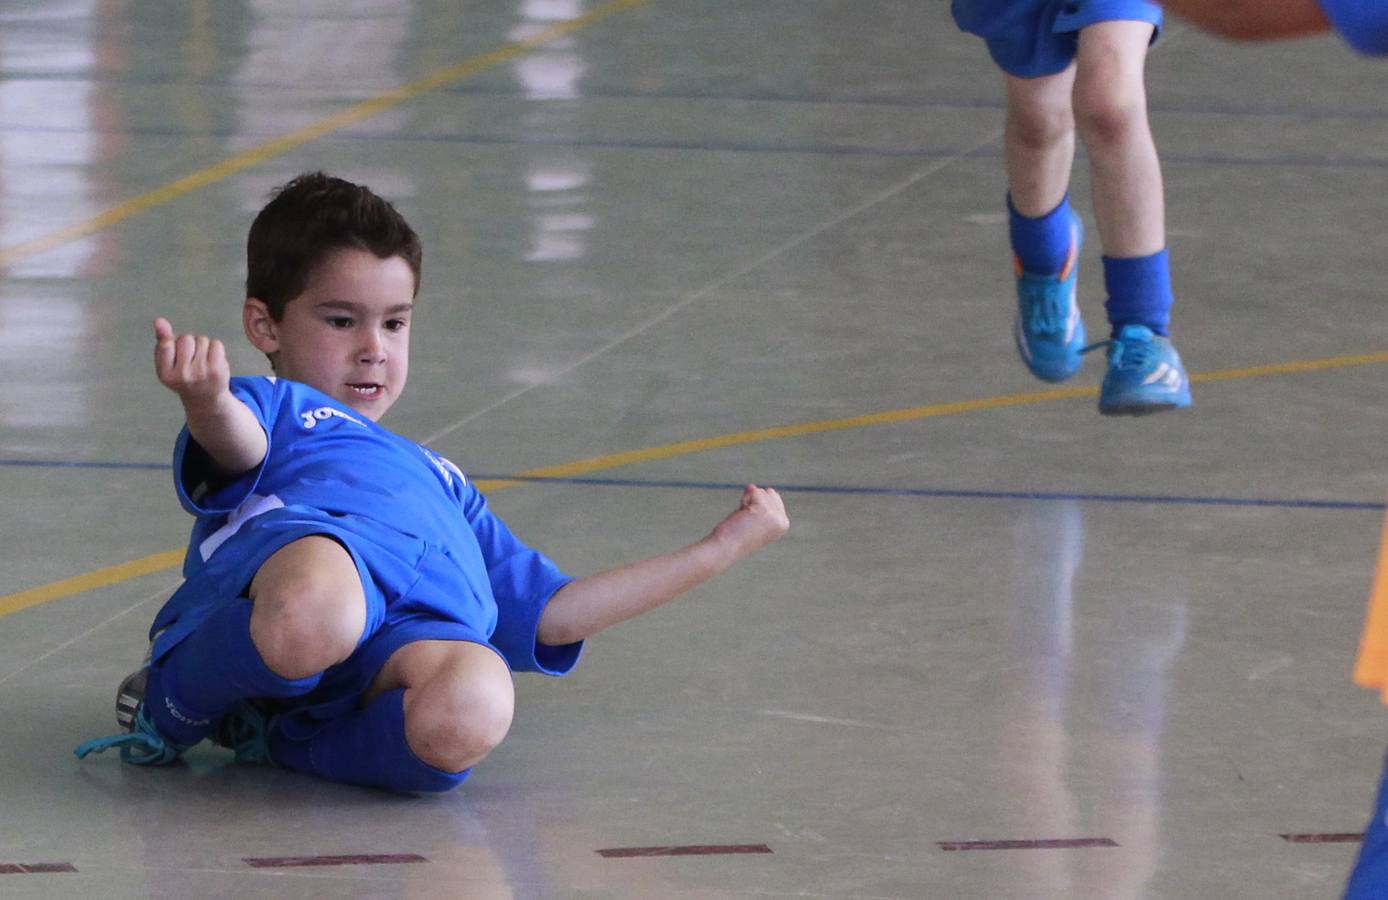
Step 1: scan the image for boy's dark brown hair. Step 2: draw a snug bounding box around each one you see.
[246,172,423,320]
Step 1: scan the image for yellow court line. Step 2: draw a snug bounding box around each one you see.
[503,384,1098,482]
[0,0,651,270]
[6,346,1386,617]
[0,550,183,619]
[478,350,1388,485]
[1189,351,1388,383]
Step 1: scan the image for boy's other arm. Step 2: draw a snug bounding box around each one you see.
[1159,0,1329,40]
[153,317,267,475]
[535,485,789,646]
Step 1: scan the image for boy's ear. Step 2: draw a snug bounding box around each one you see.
[243,298,279,355]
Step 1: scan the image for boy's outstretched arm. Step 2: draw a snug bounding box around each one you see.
[152,317,267,475]
[535,484,790,646]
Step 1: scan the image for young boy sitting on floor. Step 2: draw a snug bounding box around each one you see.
[75,171,789,793]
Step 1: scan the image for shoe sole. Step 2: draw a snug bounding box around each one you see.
[1100,397,1191,416]
[115,669,147,731]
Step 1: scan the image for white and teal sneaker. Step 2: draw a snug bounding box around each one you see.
[1088,324,1192,416]
[1014,215,1085,383]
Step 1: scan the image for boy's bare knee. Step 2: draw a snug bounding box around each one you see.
[405,663,515,772]
[1073,29,1149,149]
[1073,90,1144,150]
[1007,102,1073,150]
[248,536,366,679]
[250,582,364,679]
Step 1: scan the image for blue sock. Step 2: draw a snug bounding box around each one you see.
[1008,194,1076,275]
[148,600,322,745]
[269,689,471,793]
[1103,250,1173,337]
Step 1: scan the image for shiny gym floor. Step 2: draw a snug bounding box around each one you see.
[2,1,1386,897]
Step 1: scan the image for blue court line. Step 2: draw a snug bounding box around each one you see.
[477,474,1384,512]
[2,459,1377,510]
[0,459,165,470]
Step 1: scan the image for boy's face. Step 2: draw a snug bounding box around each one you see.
[244,247,416,422]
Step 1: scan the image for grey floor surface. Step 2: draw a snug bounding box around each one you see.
[1,1,1387,897]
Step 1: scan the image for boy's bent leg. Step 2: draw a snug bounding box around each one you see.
[269,640,512,792]
[148,535,366,745]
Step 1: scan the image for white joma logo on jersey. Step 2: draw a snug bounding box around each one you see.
[1142,363,1183,390]
[421,447,466,488]
[300,406,367,430]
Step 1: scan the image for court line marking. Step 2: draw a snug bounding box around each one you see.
[596,844,773,858]
[460,475,1388,512]
[1280,833,1364,844]
[938,838,1118,851]
[244,854,428,869]
[0,0,651,270]
[0,863,78,875]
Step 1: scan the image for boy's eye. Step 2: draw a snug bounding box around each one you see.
[385,319,408,332]
[326,316,353,328]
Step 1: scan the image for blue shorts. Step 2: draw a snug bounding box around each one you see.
[952,0,1162,78]
[150,507,514,731]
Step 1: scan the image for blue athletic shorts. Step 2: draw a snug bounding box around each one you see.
[952,0,1162,78]
[149,506,563,732]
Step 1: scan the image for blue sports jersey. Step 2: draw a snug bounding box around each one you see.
[154,375,574,673]
[1321,0,1388,55]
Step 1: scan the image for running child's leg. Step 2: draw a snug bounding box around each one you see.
[1004,66,1088,382]
[1004,66,1076,230]
[1073,19,1191,413]
[1074,20,1165,267]
[268,639,513,793]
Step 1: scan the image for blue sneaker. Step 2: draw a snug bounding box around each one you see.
[1014,214,1085,383]
[1086,324,1192,416]
[212,701,276,766]
[74,705,189,766]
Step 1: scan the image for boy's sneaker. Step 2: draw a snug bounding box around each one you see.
[1014,215,1086,383]
[212,701,276,766]
[74,634,190,766]
[1087,324,1192,415]
[73,705,189,766]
